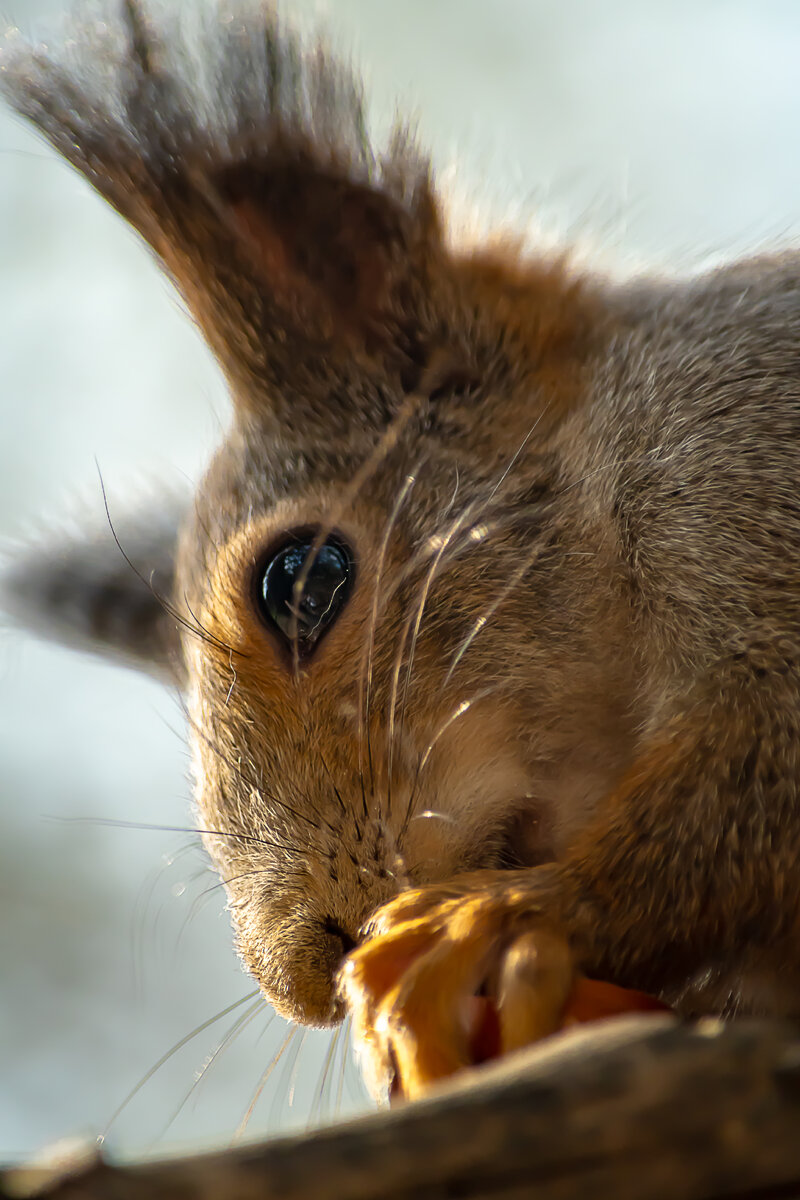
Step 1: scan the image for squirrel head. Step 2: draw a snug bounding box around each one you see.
[1,1,633,1024]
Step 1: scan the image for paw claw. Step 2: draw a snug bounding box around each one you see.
[497,929,574,1054]
[341,871,668,1102]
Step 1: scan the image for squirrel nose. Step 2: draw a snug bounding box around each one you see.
[268,919,362,1026]
[324,918,360,1015]
[323,918,359,959]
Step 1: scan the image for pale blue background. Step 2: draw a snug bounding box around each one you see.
[1,0,799,1161]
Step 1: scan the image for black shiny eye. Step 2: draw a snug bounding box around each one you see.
[255,533,354,657]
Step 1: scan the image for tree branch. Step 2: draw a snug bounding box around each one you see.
[5,1017,800,1200]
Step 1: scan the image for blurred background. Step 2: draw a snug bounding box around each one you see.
[2,0,800,1163]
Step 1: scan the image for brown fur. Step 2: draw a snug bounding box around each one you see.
[3,2,800,1060]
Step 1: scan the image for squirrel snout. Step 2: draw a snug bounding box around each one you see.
[323,918,359,959]
[294,919,361,1026]
[245,904,378,1027]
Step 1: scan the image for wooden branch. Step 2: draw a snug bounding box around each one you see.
[5,1016,800,1200]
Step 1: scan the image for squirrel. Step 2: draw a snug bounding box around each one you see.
[3,0,800,1104]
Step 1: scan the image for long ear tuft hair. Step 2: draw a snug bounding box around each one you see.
[0,490,187,682]
[0,1,442,409]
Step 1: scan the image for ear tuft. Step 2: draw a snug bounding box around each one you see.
[218,157,429,342]
[0,492,187,684]
[0,2,441,402]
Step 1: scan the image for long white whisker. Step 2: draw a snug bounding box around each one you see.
[400,687,501,839]
[335,1017,351,1118]
[286,1029,309,1110]
[309,1023,343,1129]
[385,500,478,817]
[289,386,428,673]
[160,998,266,1141]
[485,402,553,504]
[265,1021,307,1129]
[443,535,554,687]
[99,989,260,1141]
[359,468,419,820]
[388,411,554,814]
[562,446,666,496]
[442,447,664,686]
[233,1023,300,1143]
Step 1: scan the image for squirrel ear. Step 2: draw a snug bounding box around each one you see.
[216,148,439,358]
[0,3,442,411]
[0,495,186,684]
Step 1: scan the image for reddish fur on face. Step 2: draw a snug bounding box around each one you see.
[5,1,800,1074]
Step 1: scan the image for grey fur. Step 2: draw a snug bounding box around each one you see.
[0,493,185,680]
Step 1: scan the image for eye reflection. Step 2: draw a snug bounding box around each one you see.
[255,534,354,656]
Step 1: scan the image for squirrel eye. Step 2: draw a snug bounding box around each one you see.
[255,534,354,656]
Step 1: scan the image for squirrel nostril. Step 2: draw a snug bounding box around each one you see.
[323,918,358,959]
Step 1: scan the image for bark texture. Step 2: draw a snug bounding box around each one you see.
[5,1017,800,1200]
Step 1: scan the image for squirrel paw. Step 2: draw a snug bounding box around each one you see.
[340,869,667,1101]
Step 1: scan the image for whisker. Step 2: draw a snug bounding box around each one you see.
[284,352,462,687]
[99,989,260,1141]
[442,464,462,520]
[95,465,245,661]
[485,404,552,504]
[342,1020,368,1108]
[183,593,241,660]
[129,841,196,1004]
[359,467,420,813]
[391,509,468,776]
[386,499,485,819]
[186,867,270,921]
[178,695,323,837]
[266,1024,308,1131]
[316,748,348,819]
[387,408,555,819]
[233,1024,299,1143]
[174,862,229,952]
[438,447,666,687]
[335,1018,349,1119]
[48,814,291,856]
[160,999,267,1140]
[399,687,500,841]
[363,498,549,628]
[286,1029,309,1111]
[224,653,238,706]
[325,1024,347,1126]
[289,386,428,674]
[561,449,659,496]
[442,534,555,687]
[411,809,457,824]
[309,1023,343,1129]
